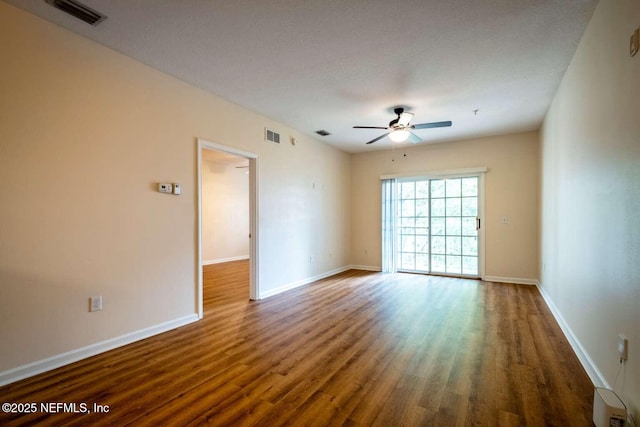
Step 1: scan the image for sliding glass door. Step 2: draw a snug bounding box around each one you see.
[395,176,480,277]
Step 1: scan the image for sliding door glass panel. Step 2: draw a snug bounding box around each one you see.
[397,179,430,272]
[430,177,478,276]
[460,177,478,275]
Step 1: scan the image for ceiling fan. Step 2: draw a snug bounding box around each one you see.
[354,107,452,145]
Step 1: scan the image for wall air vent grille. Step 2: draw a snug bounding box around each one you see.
[265,128,280,144]
[45,0,108,26]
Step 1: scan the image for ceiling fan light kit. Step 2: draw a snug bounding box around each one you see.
[354,107,452,145]
[389,129,410,142]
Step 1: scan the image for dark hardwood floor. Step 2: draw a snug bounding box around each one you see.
[0,261,594,426]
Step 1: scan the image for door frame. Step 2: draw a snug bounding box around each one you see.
[197,138,259,318]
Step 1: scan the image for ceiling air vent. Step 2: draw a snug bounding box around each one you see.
[315,130,331,136]
[45,0,108,26]
[265,128,280,144]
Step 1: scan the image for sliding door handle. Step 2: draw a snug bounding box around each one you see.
[476,217,481,230]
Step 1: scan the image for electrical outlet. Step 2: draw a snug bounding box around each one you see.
[618,333,628,361]
[90,296,103,312]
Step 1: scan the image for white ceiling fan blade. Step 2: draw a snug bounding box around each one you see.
[398,112,414,126]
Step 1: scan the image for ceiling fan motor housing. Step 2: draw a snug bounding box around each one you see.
[389,107,403,128]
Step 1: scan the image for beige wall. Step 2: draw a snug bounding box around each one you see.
[0,3,351,374]
[540,0,639,416]
[350,132,539,281]
[202,152,249,263]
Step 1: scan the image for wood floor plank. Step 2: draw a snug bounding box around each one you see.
[0,261,594,426]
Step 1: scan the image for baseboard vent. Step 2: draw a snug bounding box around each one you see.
[45,0,108,26]
[265,128,280,144]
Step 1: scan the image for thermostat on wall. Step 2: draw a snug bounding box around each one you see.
[158,183,172,193]
[158,182,181,195]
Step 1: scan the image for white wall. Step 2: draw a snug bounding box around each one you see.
[202,152,249,263]
[540,0,639,417]
[350,132,539,282]
[0,2,351,378]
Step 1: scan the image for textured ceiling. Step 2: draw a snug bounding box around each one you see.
[3,0,598,153]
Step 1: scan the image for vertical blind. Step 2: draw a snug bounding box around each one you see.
[381,179,397,273]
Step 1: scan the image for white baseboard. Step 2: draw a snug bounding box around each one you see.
[203,255,249,265]
[0,314,199,387]
[483,275,538,285]
[349,265,382,272]
[259,265,352,299]
[536,281,607,388]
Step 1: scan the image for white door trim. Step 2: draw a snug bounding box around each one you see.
[380,167,488,180]
[197,138,259,319]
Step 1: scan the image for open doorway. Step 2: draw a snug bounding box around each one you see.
[197,138,259,318]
